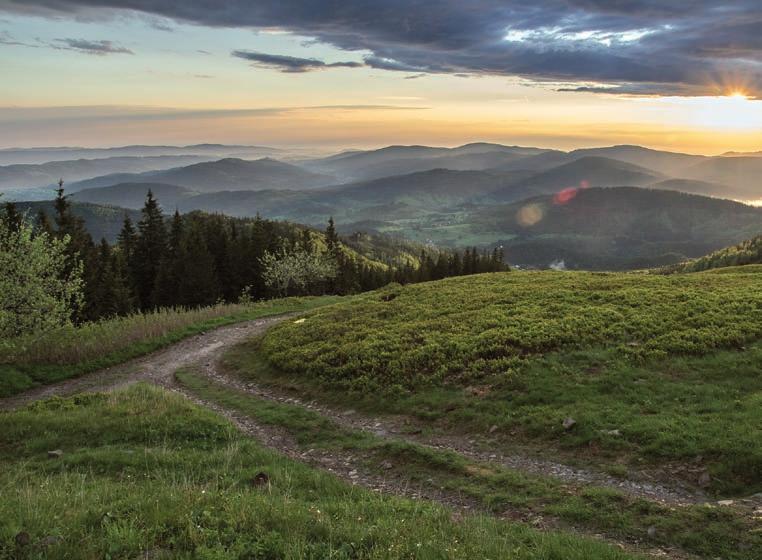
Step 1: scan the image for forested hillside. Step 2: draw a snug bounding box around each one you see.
[659,235,762,273]
[3,188,505,329]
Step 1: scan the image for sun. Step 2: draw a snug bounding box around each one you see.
[728,91,748,100]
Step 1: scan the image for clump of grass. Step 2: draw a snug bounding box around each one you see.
[0,384,637,559]
[0,296,342,397]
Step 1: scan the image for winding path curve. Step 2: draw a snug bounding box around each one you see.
[10,314,745,557]
[1,314,708,509]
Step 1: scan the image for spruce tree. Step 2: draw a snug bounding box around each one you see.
[134,190,167,308]
[153,210,183,307]
[52,180,94,322]
[325,217,339,257]
[176,223,219,307]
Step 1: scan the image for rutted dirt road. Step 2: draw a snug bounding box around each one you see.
[10,314,751,558]
[1,314,710,507]
[0,317,287,412]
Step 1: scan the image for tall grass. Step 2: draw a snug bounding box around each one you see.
[0,296,341,397]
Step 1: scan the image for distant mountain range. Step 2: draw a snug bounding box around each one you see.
[9,140,762,270]
[0,155,218,191]
[0,144,282,165]
[5,141,761,203]
[68,158,333,194]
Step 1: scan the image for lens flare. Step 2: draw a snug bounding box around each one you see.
[554,187,579,205]
[516,203,544,226]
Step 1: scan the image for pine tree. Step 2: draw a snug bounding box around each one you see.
[117,214,137,261]
[109,248,136,315]
[176,223,219,307]
[325,217,339,257]
[134,190,167,308]
[52,180,94,322]
[86,239,113,319]
[153,210,184,307]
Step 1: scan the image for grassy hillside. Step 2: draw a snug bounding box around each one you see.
[255,270,762,494]
[0,384,635,559]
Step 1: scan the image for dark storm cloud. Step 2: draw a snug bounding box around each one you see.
[231,50,362,72]
[53,37,132,54]
[1,0,761,97]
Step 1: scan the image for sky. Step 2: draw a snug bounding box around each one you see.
[1,1,761,154]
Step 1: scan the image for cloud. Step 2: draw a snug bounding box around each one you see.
[53,37,133,55]
[231,50,362,72]
[1,1,761,97]
[362,55,430,73]
[0,29,37,47]
[0,104,427,126]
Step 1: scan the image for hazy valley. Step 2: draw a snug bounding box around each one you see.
[6,141,761,270]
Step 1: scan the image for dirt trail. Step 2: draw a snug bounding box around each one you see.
[0,317,286,412]
[1,315,710,507]
[4,315,731,558]
[2,315,707,508]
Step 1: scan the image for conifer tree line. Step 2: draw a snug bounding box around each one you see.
[2,185,508,324]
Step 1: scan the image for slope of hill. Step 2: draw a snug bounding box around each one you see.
[660,235,762,273]
[568,145,705,175]
[648,178,732,197]
[345,151,531,180]
[258,269,762,499]
[482,187,761,237]
[72,182,196,209]
[68,158,333,193]
[325,168,522,205]
[681,156,762,199]
[148,158,332,192]
[490,156,664,202]
[490,149,572,172]
[170,169,532,222]
[303,143,552,181]
[469,187,762,268]
[0,155,215,190]
[175,189,317,218]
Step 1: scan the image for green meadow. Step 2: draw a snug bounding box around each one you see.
[249,267,762,495]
